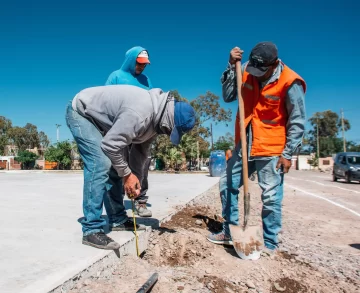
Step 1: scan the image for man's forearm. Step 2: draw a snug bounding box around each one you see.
[221,62,248,103]
[221,63,237,103]
[282,81,306,159]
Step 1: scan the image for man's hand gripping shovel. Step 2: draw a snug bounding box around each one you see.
[228,61,264,260]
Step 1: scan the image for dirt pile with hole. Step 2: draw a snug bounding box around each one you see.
[68,183,360,293]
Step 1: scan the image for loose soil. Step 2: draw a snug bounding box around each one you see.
[68,182,360,293]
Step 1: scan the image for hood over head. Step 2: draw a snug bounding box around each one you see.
[149,89,196,146]
[149,89,174,135]
[121,46,149,75]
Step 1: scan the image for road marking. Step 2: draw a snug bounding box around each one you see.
[287,176,360,195]
[285,183,360,218]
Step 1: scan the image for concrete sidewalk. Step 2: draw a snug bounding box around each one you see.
[0,172,219,293]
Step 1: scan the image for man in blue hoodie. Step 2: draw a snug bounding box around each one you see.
[105,46,152,89]
[105,46,153,218]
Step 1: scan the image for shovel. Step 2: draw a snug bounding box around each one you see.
[228,60,264,260]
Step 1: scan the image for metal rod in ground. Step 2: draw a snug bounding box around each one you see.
[131,199,140,257]
[136,273,159,293]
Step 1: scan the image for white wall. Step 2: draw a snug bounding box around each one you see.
[297,156,311,170]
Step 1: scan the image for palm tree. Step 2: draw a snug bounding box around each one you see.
[164,147,183,169]
[179,134,197,169]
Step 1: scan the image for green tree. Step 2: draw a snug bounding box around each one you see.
[151,134,196,170]
[39,131,50,148]
[308,110,350,157]
[169,90,212,156]
[15,150,38,169]
[309,111,350,138]
[0,135,7,156]
[346,141,360,152]
[151,135,170,159]
[71,140,83,169]
[0,117,51,155]
[189,91,232,142]
[7,126,28,151]
[44,141,72,170]
[191,91,232,125]
[178,134,197,167]
[163,147,183,169]
[23,123,40,149]
[169,90,188,102]
[213,132,234,152]
[0,116,12,133]
[151,90,231,163]
[0,116,12,155]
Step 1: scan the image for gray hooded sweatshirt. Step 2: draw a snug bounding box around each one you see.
[72,84,174,179]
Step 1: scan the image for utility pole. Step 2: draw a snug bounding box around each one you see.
[197,140,200,170]
[316,117,320,159]
[210,123,214,150]
[341,109,346,152]
[55,124,61,143]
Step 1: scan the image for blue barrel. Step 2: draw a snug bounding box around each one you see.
[209,150,226,177]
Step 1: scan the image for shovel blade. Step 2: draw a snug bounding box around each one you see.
[229,224,264,260]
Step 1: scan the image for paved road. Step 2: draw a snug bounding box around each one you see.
[286,171,360,217]
[277,170,360,262]
[0,172,219,293]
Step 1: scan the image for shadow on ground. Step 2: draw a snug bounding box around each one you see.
[349,243,360,250]
[192,214,223,233]
[77,215,160,233]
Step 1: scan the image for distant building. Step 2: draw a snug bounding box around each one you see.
[4,144,18,156]
[0,156,21,170]
[27,146,46,159]
[318,157,334,170]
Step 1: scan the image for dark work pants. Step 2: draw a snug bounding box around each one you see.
[122,144,151,204]
[137,157,151,203]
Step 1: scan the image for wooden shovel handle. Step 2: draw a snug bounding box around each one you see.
[235,61,249,195]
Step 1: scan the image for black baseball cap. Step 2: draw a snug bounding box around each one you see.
[246,42,278,77]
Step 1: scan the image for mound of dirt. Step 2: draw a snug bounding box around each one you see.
[161,205,223,233]
[200,275,244,293]
[270,277,307,293]
[144,228,213,267]
[68,183,360,293]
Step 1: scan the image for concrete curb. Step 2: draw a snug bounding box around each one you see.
[0,170,83,174]
[25,182,219,293]
[0,170,209,175]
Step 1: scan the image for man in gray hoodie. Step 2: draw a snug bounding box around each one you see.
[66,85,196,250]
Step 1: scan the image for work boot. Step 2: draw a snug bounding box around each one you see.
[261,246,279,257]
[111,219,146,231]
[206,231,233,245]
[82,232,120,250]
[134,201,152,217]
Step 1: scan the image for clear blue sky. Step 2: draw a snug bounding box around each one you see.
[1,0,359,145]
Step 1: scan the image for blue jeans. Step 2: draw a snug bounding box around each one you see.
[65,102,128,236]
[220,145,284,250]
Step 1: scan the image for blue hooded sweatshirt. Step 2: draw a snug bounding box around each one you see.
[105,46,153,89]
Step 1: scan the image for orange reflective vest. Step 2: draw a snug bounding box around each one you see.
[235,63,306,157]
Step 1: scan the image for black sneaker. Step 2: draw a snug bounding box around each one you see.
[82,232,120,250]
[111,219,146,231]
